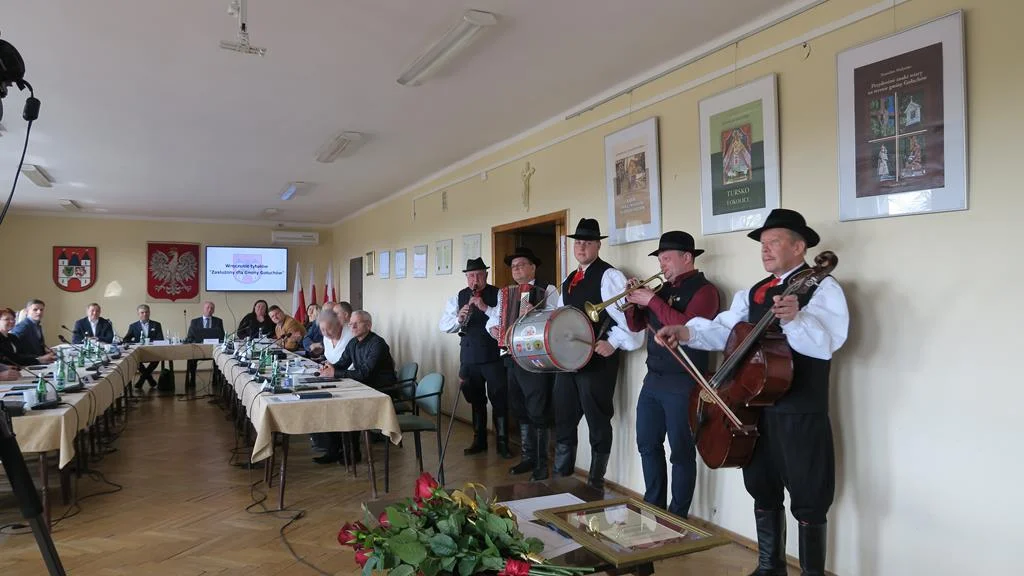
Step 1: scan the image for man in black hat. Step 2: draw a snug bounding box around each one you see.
[439,257,512,458]
[657,209,849,576]
[623,230,720,519]
[485,246,559,481]
[553,218,643,490]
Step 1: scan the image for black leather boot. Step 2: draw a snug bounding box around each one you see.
[464,405,488,455]
[509,424,535,475]
[494,414,513,459]
[553,443,575,477]
[798,523,826,576]
[746,509,788,576]
[531,426,550,482]
[587,452,610,491]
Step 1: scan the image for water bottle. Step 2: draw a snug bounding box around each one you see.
[66,359,78,384]
[36,374,47,403]
[55,353,65,391]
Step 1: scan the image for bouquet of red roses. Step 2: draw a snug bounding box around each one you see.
[338,472,592,576]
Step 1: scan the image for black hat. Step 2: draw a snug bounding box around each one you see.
[504,247,542,267]
[566,218,607,240]
[648,231,704,257]
[461,257,489,273]
[746,208,820,248]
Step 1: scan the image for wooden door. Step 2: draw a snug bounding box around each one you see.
[349,257,363,311]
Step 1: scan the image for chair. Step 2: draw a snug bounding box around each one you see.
[383,372,445,493]
[392,361,418,414]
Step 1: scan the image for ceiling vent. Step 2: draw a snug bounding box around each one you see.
[315,131,364,163]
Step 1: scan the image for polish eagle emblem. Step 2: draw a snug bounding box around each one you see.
[149,248,198,297]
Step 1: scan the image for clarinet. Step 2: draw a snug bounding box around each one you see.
[458,289,481,336]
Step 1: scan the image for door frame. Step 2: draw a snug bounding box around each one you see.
[490,209,569,289]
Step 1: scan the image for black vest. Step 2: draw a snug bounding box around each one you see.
[561,258,616,370]
[747,265,832,413]
[458,285,500,364]
[644,272,712,381]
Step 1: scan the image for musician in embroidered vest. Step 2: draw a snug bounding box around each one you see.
[485,246,559,481]
[554,218,643,490]
[439,257,511,458]
[624,231,720,519]
[657,209,849,576]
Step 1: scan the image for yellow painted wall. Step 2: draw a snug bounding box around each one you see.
[331,0,1021,573]
[0,214,334,338]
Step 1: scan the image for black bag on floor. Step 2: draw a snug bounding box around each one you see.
[157,365,175,392]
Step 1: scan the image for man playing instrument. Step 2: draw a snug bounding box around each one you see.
[624,231,720,518]
[657,209,849,576]
[485,246,559,481]
[554,218,643,490]
[439,257,512,458]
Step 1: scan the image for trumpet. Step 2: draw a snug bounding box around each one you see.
[583,272,665,322]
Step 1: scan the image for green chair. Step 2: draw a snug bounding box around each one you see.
[383,372,445,493]
[392,361,419,414]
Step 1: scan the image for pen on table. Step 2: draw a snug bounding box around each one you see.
[544,522,573,539]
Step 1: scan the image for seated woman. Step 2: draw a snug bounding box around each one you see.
[236,299,276,339]
[304,303,320,332]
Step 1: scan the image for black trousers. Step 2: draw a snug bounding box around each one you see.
[459,360,508,413]
[743,410,835,525]
[506,356,553,427]
[553,353,619,454]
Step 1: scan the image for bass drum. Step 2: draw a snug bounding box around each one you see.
[508,306,594,373]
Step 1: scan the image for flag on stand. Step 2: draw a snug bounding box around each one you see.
[292,262,307,324]
[326,261,336,303]
[309,264,318,308]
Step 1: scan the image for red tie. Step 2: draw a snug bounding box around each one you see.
[753,277,780,305]
[568,267,585,293]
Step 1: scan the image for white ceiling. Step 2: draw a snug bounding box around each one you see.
[0,0,797,225]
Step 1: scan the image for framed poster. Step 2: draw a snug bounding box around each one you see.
[605,117,661,245]
[147,242,200,302]
[394,249,407,279]
[365,251,374,276]
[378,250,390,279]
[837,11,966,221]
[413,245,428,278]
[461,233,481,264]
[435,239,453,275]
[698,74,780,235]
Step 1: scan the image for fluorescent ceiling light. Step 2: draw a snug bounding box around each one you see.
[397,9,498,87]
[21,164,53,187]
[280,181,309,201]
[315,131,364,163]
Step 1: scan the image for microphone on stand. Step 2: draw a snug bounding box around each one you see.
[57,335,104,370]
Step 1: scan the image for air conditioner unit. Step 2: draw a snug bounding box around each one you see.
[271,230,320,246]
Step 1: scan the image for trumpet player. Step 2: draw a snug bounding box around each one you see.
[439,257,511,458]
[554,218,643,490]
[485,246,559,480]
[624,230,720,519]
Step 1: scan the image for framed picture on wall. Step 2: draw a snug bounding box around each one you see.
[837,10,967,221]
[395,249,407,279]
[461,233,481,264]
[365,251,374,276]
[436,239,453,275]
[604,116,661,245]
[413,245,428,278]
[379,250,390,279]
[698,74,780,236]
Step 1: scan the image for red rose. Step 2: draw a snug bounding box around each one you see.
[378,510,390,529]
[414,472,439,500]
[498,558,531,576]
[354,547,373,568]
[337,521,365,547]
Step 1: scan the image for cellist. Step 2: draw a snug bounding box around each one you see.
[657,209,849,576]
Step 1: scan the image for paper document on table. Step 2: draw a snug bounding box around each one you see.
[498,493,585,522]
[518,519,582,557]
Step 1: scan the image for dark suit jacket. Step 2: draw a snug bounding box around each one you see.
[10,318,47,356]
[124,320,164,343]
[302,322,324,353]
[330,331,397,389]
[72,317,115,344]
[186,316,225,343]
[0,332,42,366]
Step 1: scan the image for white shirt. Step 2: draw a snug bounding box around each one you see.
[202,316,211,329]
[90,319,99,337]
[439,291,494,333]
[684,264,849,360]
[323,325,354,366]
[484,279,559,337]
[556,262,644,352]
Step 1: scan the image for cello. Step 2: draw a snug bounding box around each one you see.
[653,251,838,469]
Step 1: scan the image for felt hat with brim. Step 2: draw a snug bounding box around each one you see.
[566,218,607,240]
[503,247,542,267]
[648,230,704,258]
[746,208,820,248]
[461,257,489,273]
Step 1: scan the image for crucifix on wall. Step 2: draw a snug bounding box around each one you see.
[521,161,536,210]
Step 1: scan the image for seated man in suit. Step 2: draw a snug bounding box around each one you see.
[185,301,225,391]
[72,303,115,344]
[1,307,55,366]
[303,301,332,357]
[124,304,169,389]
[10,299,50,357]
[267,305,306,352]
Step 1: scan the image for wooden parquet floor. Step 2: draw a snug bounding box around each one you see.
[1,389,759,575]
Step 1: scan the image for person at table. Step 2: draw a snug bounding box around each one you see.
[0,307,55,366]
[123,304,170,389]
[185,301,226,390]
[0,362,22,381]
[267,305,306,352]
[320,311,396,389]
[304,303,320,331]
[236,299,276,340]
[303,301,333,357]
[72,303,115,344]
[10,299,51,358]
[310,307,359,464]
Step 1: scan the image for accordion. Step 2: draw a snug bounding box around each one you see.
[497,284,535,348]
